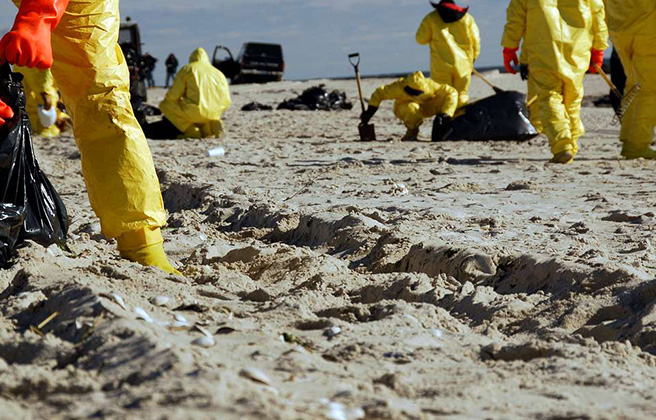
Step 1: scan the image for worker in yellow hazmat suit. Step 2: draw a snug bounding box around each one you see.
[602,0,656,159]
[159,48,231,139]
[502,0,608,164]
[0,0,178,274]
[416,0,480,107]
[360,71,459,141]
[13,67,61,138]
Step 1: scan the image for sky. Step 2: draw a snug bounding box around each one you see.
[0,0,507,84]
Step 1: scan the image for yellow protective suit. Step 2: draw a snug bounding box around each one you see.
[502,0,608,159]
[603,0,656,158]
[159,48,231,139]
[369,72,459,130]
[416,9,480,106]
[12,0,173,272]
[14,66,60,138]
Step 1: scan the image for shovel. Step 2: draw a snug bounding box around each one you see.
[593,63,641,125]
[349,53,376,141]
[472,69,505,94]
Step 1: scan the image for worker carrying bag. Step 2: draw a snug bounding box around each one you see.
[0,63,69,267]
[433,91,539,142]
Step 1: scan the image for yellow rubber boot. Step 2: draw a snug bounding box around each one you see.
[401,127,420,142]
[178,125,202,139]
[550,150,575,164]
[621,145,656,160]
[117,227,181,275]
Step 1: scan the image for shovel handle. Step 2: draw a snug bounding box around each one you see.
[349,53,366,113]
[472,68,504,93]
[594,63,623,99]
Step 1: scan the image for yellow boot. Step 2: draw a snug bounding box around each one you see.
[401,127,420,142]
[621,145,656,160]
[117,227,181,275]
[550,150,575,164]
[178,125,202,139]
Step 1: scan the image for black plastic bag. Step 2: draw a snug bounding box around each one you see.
[433,91,539,142]
[0,63,69,258]
[0,204,24,267]
[278,85,353,111]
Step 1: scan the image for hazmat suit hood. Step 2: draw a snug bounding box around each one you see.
[432,0,469,23]
[189,48,210,64]
[403,72,432,96]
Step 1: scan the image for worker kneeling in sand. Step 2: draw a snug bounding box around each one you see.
[151,48,231,140]
[0,0,179,275]
[360,72,458,142]
[501,0,608,164]
[602,0,656,159]
[13,67,62,138]
[416,0,480,107]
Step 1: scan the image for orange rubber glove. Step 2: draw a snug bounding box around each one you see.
[588,49,605,74]
[0,100,14,127]
[0,0,70,69]
[503,47,519,75]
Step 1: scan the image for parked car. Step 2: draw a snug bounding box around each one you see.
[119,20,148,110]
[212,42,284,84]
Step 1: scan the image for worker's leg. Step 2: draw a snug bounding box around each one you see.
[614,33,656,159]
[533,68,575,162]
[526,73,543,133]
[47,0,177,274]
[393,101,423,141]
[452,71,472,107]
[394,101,424,130]
[563,73,586,157]
[200,119,224,139]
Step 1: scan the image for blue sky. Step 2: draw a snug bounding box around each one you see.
[1,0,506,83]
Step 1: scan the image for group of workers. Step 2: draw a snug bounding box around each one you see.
[361,0,655,164]
[0,0,653,276]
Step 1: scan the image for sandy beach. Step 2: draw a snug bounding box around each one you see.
[2,72,656,419]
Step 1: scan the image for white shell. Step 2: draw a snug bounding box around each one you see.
[151,296,171,307]
[324,326,342,338]
[134,307,154,323]
[431,329,444,339]
[110,293,127,310]
[192,336,215,348]
[240,367,271,386]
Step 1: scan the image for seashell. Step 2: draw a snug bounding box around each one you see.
[239,367,271,386]
[134,307,154,323]
[151,296,170,307]
[194,325,213,338]
[431,329,443,339]
[216,327,236,335]
[110,293,127,310]
[323,326,342,339]
[192,335,215,348]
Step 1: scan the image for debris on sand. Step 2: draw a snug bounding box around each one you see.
[241,102,274,111]
[278,85,353,111]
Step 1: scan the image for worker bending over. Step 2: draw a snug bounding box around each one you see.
[416,0,480,107]
[603,0,656,159]
[153,48,231,140]
[502,0,608,164]
[360,71,458,142]
[0,0,179,274]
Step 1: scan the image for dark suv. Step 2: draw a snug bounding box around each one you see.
[212,42,284,84]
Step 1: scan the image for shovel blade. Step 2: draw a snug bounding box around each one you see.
[358,124,376,141]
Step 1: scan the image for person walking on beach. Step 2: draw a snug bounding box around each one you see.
[165,53,179,89]
[416,0,480,107]
[501,0,608,164]
[0,0,179,274]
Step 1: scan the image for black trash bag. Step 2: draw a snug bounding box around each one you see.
[0,63,69,254]
[433,91,539,142]
[0,204,24,268]
[278,84,353,111]
[242,102,273,111]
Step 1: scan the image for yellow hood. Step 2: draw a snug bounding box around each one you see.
[189,48,210,65]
